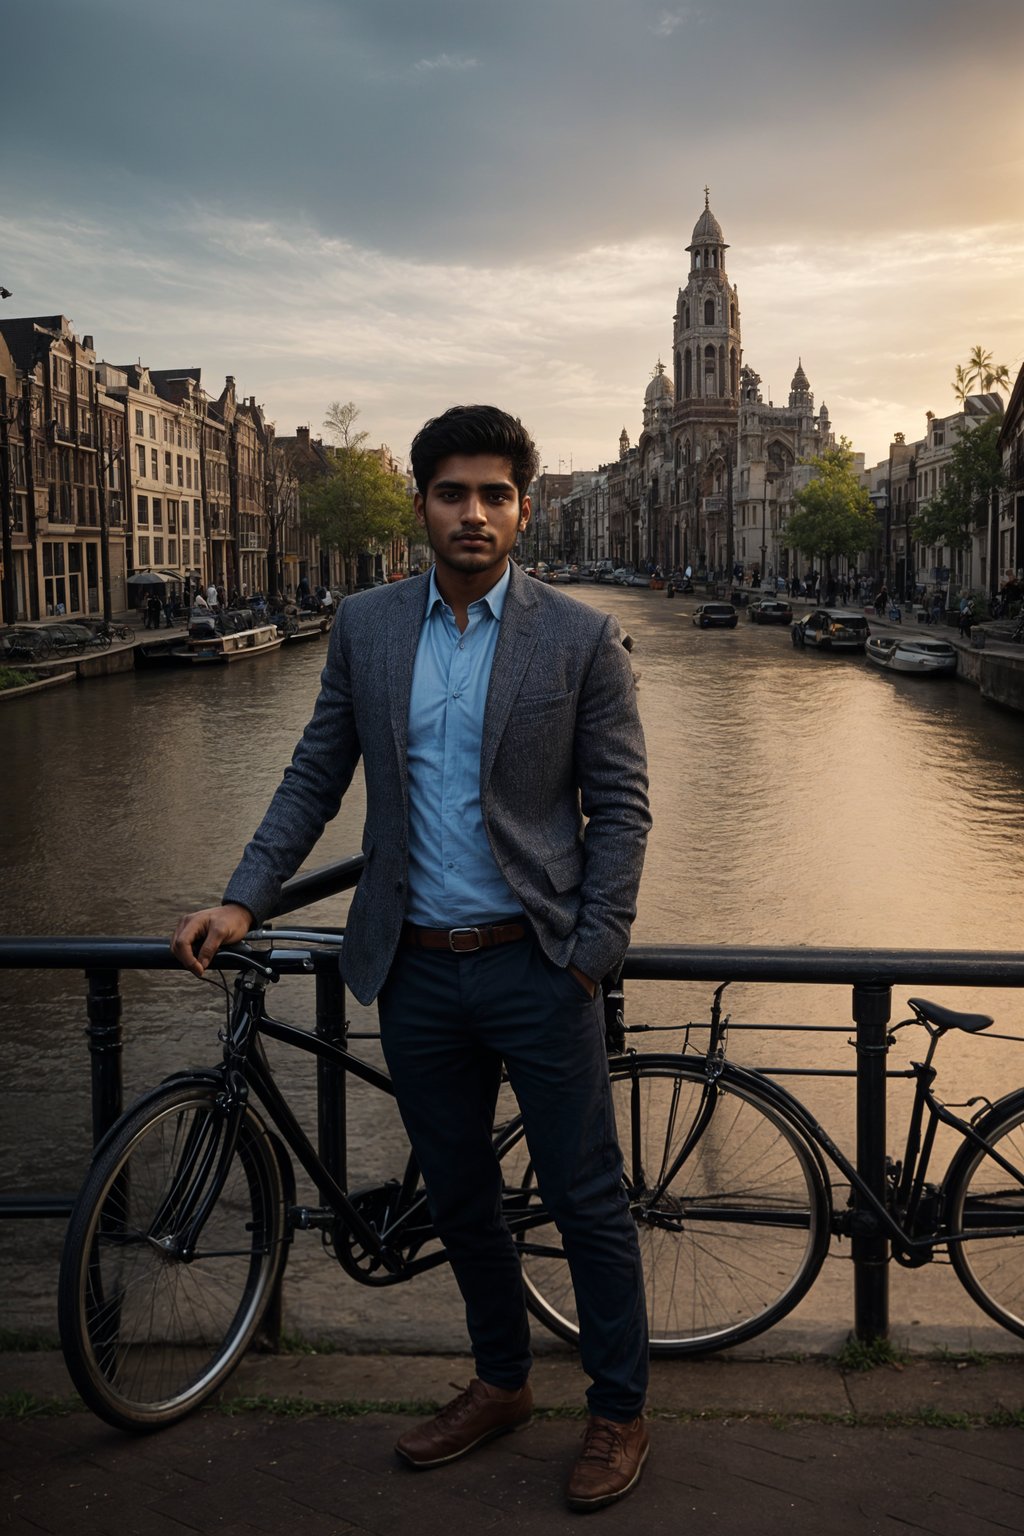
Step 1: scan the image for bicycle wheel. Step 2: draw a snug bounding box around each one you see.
[502,1055,831,1357]
[58,1083,287,1430]
[945,1092,1024,1340]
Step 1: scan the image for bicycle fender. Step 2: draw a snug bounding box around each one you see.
[942,1085,1024,1189]
[84,1068,230,1166]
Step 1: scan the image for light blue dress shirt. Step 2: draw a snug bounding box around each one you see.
[405,566,523,927]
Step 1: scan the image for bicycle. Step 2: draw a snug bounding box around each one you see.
[0,627,54,662]
[57,946,1024,1432]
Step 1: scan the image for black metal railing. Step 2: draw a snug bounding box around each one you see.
[3,851,1024,1343]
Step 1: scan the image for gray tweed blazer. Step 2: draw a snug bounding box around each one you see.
[223,562,650,1004]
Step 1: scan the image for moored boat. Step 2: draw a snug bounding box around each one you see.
[176,607,285,664]
[865,636,957,675]
[274,611,334,643]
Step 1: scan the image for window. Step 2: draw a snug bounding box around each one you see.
[177,454,184,486]
[148,414,156,439]
[151,447,159,478]
[181,503,190,533]
[134,409,144,436]
[164,451,172,484]
[138,536,150,564]
[137,494,149,526]
[704,299,715,325]
[933,424,945,447]
[168,500,178,531]
[169,539,178,564]
[152,497,163,528]
[186,458,192,489]
[193,539,201,565]
[153,538,164,564]
[136,444,146,477]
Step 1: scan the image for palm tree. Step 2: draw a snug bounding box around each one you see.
[953,347,1010,406]
[967,345,994,393]
[984,362,1011,397]
[952,363,972,406]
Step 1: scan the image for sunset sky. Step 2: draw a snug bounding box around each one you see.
[3,0,1023,472]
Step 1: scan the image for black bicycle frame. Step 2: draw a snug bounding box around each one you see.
[671,1044,1024,1256]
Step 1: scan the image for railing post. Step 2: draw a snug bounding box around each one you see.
[851,981,891,1341]
[315,954,348,1197]
[85,968,123,1146]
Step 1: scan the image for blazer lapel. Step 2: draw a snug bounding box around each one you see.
[481,565,540,785]
[387,575,431,775]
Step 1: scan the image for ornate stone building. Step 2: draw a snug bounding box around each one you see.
[603,193,848,582]
[733,360,835,583]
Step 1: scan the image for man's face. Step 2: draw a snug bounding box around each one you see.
[414,454,531,581]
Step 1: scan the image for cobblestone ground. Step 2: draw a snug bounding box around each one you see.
[3,1410,1023,1536]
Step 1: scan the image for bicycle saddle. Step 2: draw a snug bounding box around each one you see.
[906,997,993,1033]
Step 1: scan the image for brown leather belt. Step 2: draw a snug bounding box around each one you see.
[400,920,529,954]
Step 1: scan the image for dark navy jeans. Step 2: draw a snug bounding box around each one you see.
[376,934,648,1421]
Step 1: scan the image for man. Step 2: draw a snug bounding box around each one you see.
[171,405,651,1512]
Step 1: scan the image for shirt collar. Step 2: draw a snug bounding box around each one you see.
[426,563,511,621]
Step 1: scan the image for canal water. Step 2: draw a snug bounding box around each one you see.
[3,586,1024,1354]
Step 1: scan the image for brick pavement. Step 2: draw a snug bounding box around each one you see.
[2,1353,1022,1535]
[3,1408,1022,1536]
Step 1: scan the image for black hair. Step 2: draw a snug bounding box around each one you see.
[410,405,540,500]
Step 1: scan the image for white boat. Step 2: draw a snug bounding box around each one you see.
[175,608,285,664]
[865,636,957,675]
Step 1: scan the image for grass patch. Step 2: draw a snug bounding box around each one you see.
[218,1394,442,1420]
[213,1395,1021,1431]
[836,1335,910,1373]
[0,667,35,691]
[0,1329,61,1353]
[0,1392,78,1420]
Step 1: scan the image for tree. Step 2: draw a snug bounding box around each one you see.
[302,445,416,589]
[953,363,973,407]
[910,413,1004,581]
[323,400,368,450]
[263,441,298,598]
[781,439,878,581]
[953,346,1011,403]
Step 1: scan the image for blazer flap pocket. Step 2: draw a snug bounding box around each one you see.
[517,687,574,716]
[546,847,584,894]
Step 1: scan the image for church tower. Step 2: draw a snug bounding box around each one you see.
[669,191,742,572]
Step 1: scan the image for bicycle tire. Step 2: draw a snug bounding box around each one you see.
[502,1054,831,1357]
[58,1083,287,1431]
[945,1090,1024,1340]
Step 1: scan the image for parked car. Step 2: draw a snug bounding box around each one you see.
[548,564,580,584]
[747,598,793,625]
[622,571,650,587]
[612,567,635,584]
[593,560,617,582]
[692,602,738,629]
[791,608,870,652]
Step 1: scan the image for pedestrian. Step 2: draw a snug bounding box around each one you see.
[206,583,219,609]
[959,595,975,637]
[171,404,652,1513]
[146,592,162,630]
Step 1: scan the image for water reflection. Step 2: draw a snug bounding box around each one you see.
[3,587,1024,1343]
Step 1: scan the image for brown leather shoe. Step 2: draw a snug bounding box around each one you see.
[395,1378,533,1468]
[566,1414,650,1511]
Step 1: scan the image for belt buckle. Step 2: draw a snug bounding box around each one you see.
[448,926,483,952]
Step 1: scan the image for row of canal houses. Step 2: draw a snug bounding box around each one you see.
[0,314,383,626]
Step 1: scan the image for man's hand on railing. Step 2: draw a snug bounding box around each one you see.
[170,903,254,978]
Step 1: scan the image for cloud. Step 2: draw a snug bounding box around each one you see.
[412,52,479,73]
[650,9,697,37]
[5,196,1023,473]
